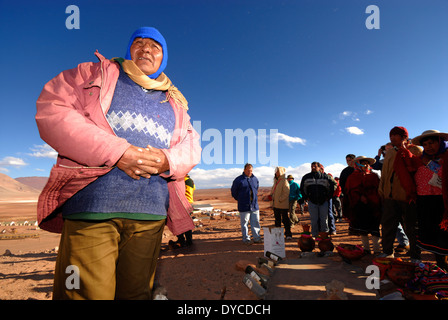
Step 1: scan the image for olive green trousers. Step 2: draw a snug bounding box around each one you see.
[53,218,165,300]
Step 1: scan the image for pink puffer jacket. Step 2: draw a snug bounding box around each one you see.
[35,51,201,235]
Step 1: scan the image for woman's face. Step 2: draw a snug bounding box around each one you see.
[359,160,370,172]
[421,137,440,156]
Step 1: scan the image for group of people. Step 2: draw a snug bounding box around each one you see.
[342,126,448,272]
[34,24,447,300]
[230,164,307,244]
[231,162,340,244]
[231,126,448,273]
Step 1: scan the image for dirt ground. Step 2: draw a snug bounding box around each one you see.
[0,189,438,301]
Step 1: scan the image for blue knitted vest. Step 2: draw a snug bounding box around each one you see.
[62,68,175,219]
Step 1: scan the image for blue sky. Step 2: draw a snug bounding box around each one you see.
[0,0,447,188]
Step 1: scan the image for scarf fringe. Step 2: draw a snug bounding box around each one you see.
[163,85,189,111]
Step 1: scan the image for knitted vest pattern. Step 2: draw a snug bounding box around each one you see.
[62,69,175,218]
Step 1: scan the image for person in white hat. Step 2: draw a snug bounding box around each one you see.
[412,130,448,271]
[344,156,382,254]
[411,129,448,146]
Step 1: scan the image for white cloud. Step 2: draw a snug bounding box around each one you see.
[273,132,306,147]
[0,156,28,167]
[28,144,58,159]
[339,111,352,119]
[0,156,29,172]
[189,163,345,189]
[338,110,363,122]
[365,109,373,115]
[323,163,346,176]
[345,126,364,135]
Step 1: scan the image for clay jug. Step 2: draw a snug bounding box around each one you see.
[318,232,334,252]
[302,224,311,233]
[298,224,315,252]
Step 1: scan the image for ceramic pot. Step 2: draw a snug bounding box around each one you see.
[336,244,364,260]
[318,232,334,252]
[298,234,315,252]
[302,224,311,233]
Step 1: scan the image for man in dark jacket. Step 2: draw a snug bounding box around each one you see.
[339,154,356,194]
[300,162,337,237]
[339,154,355,222]
[231,163,261,244]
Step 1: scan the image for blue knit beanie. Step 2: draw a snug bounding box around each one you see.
[125,27,168,79]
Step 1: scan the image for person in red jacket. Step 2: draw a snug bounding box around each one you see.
[332,177,343,222]
[344,156,382,254]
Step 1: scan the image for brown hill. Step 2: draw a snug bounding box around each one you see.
[0,173,41,200]
[15,176,48,191]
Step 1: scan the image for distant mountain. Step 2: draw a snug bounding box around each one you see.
[0,173,42,200]
[15,176,48,191]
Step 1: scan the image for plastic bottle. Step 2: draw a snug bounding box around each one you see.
[242,274,266,299]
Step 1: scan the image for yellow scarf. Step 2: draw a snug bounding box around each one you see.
[112,58,188,110]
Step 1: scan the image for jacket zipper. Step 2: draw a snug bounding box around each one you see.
[99,59,117,136]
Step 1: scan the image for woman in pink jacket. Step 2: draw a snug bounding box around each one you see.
[35,27,201,299]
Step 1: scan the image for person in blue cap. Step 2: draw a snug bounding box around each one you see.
[36,27,201,299]
[124,27,168,79]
